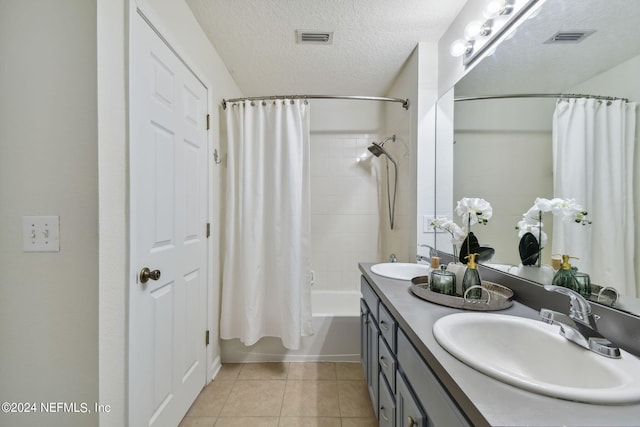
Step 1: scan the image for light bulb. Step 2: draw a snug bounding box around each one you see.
[450,39,472,57]
[464,20,484,40]
[484,0,512,19]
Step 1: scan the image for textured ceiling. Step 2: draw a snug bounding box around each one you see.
[455,0,640,97]
[186,0,467,97]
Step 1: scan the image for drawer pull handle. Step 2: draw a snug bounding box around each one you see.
[379,356,390,369]
[407,416,416,426]
[380,320,390,331]
[380,406,389,422]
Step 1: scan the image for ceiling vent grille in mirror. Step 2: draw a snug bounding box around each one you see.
[296,30,334,44]
[545,30,596,44]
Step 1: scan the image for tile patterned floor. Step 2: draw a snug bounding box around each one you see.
[180,362,377,427]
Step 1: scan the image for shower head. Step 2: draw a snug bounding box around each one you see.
[367,135,396,157]
[367,142,386,157]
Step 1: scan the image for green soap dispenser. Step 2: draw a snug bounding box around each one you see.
[551,255,580,292]
[462,253,482,299]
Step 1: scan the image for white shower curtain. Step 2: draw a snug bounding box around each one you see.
[552,98,637,297]
[221,99,313,350]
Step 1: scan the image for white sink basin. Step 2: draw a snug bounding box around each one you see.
[433,312,640,404]
[370,262,430,280]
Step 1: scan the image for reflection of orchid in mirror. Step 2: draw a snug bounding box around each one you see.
[516,217,548,247]
[532,197,591,225]
[517,197,591,232]
[515,197,591,265]
[455,197,493,231]
[430,218,466,248]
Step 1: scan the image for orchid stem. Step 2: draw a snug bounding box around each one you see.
[538,211,542,268]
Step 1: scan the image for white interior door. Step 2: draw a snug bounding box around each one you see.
[129,12,209,427]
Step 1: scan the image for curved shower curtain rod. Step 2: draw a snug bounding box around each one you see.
[222,94,410,110]
[454,93,629,103]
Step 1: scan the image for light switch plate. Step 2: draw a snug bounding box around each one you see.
[23,216,60,252]
[424,215,447,233]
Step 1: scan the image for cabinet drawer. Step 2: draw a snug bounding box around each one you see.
[361,276,379,321]
[379,372,395,427]
[397,330,470,427]
[378,335,396,393]
[378,302,397,351]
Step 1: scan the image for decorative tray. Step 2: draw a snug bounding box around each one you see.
[590,283,619,307]
[410,276,514,311]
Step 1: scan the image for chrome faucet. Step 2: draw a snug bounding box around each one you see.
[416,254,429,263]
[540,285,621,358]
[389,253,397,263]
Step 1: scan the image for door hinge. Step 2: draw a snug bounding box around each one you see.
[205,330,210,346]
[206,114,210,130]
[206,222,211,238]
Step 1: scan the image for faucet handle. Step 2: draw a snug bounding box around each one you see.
[543,285,592,324]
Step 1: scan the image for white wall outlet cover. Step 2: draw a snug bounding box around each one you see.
[23,216,60,252]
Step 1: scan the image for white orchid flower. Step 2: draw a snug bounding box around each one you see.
[455,197,493,227]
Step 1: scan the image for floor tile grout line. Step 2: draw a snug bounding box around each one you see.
[189,362,373,426]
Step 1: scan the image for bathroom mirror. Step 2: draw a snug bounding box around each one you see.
[436,0,640,316]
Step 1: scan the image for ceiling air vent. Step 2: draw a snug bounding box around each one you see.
[296,30,334,45]
[545,30,596,44]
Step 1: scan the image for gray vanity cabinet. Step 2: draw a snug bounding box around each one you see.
[361,275,471,427]
[361,277,380,418]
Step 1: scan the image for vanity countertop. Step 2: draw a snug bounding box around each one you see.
[359,262,640,427]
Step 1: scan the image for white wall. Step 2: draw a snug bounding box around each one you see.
[0,1,98,426]
[98,0,243,425]
[309,100,385,292]
[387,42,440,260]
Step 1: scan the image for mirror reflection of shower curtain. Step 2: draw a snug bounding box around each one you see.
[221,99,313,350]
[552,98,637,297]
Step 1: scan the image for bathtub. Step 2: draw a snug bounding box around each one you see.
[220,290,362,362]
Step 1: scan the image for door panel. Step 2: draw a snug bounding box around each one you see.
[130,11,208,427]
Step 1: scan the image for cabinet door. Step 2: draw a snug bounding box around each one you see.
[396,372,425,427]
[397,330,470,427]
[367,312,380,418]
[379,373,396,427]
[360,299,369,375]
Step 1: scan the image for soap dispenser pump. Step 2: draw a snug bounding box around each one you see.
[462,253,482,299]
[551,255,580,293]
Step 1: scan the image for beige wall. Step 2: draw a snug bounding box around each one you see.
[453,98,555,265]
[0,1,98,426]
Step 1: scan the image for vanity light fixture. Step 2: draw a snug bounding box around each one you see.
[450,0,546,66]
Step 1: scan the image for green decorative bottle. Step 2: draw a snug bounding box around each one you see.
[430,265,456,296]
[462,253,482,299]
[551,255,580,292]
[571,267,592,299]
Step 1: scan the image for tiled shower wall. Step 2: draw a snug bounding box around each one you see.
[310,133,384,293]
